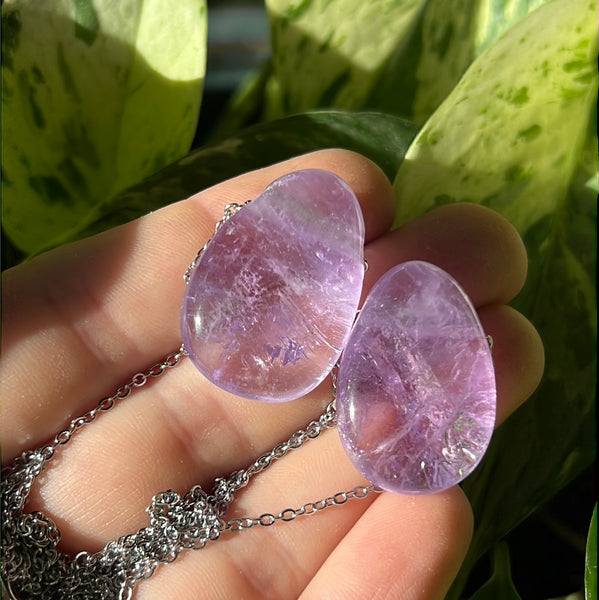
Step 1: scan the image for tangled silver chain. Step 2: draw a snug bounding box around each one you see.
[1,349,380,600]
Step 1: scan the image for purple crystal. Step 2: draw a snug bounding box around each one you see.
[336,261,496,494]
[181,170,365,402]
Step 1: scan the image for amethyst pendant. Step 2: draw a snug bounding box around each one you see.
[181,170,365,402]
[336,261,496,494]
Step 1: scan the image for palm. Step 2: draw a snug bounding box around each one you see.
[1,150,543,599]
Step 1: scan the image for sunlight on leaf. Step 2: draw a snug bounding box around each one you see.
[261,0,549,127]
[263,0,426,119]
[1,0,207,253]
[369,0,549,124]
[412,0,548,123]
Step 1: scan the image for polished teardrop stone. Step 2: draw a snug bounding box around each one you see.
[337,261,496,494]
[181,169,365,402]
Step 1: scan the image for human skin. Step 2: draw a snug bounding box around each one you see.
[1,149,544,599]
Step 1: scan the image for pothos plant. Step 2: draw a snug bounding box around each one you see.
[1,0,597,597]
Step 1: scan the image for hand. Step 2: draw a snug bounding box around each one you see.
[1,149,544,599]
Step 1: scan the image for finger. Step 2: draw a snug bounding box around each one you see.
[301,487,473,600]
[364,202,528,306]
[478,304,545,425]
[1,149,395,460]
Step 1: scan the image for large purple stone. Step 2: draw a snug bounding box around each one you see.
[181,169,365,402]
[336,261,496,494]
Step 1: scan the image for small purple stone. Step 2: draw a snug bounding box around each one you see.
[181,169,365,402]
[336,261,496,494]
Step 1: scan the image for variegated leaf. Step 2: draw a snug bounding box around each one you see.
[1,0,207,252]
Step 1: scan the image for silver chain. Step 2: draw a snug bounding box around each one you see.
[225,485,378,531]
[1,350,381,600]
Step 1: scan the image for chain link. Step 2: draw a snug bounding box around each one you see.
[226,484,381,532]
[1,348,379,599]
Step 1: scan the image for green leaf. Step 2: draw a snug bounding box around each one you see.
[259,0,548,127]
[368,0,549,124]
[47,111,418,246]
[393,0,597,229]
[586,504,597,600]
[388,1,597,596]
[205,62,272,143]
[1,0,207,253]
[262,0,427,120]
[467,542,522,600]
[408,0,549,124]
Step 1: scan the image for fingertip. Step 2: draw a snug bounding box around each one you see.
[196,149,396,241]
[312,149,396,241]
[372,487,474,599]
[413,203,528,303]
[364,202,529,306]
[279,149,396,241]
[479,304,545,425]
